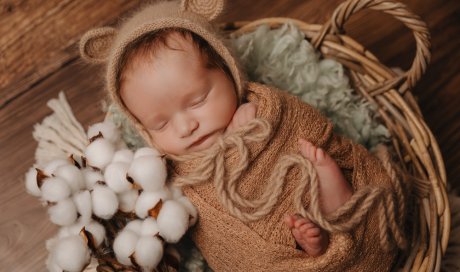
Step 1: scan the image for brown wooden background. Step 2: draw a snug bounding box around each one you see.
[0,0,459,270]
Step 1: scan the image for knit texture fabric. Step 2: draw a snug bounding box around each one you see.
[171,82,399,271]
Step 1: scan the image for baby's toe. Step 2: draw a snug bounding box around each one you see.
[305,226,321,237]
[292,228,304,243]
[294,216,311,229]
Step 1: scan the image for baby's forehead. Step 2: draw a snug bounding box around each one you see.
[140,31,204,67]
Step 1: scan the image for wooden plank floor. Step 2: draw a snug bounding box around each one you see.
[1,0,459,270]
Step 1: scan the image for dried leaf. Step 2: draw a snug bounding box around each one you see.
[80,227,97,252]
[129,253,140,270]
[126,174,142,190]
[96,264,115,272]
[35,168,49,188]
[89,131,104,143]
[126,174,134,184]
[81,156,87,168]
[155,232,165,244]
[148,199,163,219]
[90,165,102,172]
[69,154,81,169]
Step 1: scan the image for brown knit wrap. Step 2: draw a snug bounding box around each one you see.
[170,82,406,271]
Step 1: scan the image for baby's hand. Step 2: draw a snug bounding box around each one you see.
[226,102,257,133]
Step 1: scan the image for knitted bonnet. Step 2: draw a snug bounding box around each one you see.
[79,0,244,147]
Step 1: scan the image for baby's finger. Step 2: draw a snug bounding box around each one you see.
[316,147,325,161]
[246,103,258,119]
[294,216,311,229]
[308,142,316,161]
[298,139,309,158]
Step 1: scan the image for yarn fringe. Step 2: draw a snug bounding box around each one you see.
[32,92,88,167]
[171,119,408,251]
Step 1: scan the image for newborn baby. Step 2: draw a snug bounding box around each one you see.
[119,29,352,257]
[80,1,404,270]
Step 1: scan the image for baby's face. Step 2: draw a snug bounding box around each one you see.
[121,34,237,155]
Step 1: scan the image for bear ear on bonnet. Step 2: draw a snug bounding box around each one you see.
[79,0,225,63]
[79,26,116,64]
[181,0,225,21]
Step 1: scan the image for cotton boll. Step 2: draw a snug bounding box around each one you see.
[49,198,78,226]
[46,253,63,272]
[118,189,139,213]
[135,191,169,219]
[52,235,90,272]
[125,219,143,235]
[25,167,41,197]
[82,168,104,190]
[57,219,87,238]
[158,186,172,200]
[85,138,115,170]
[85,221,106,247]
[112,149,134,164]
[176,196,198,227]
[91,184,118,219]
[133,147,161,159]
[134,236,163,271]
[141,217,160,236]
[167,182,183,200]
[104,162,132,193]
[72,190,92,224]
[127,156,166,192]
[46,235,59,252]
[157,200,189,243]
[87,121,121,144]
[57,226,73,239]
[54,164,85,193]
[44,159,71,176]
[41,177,72,202]
[113,229,139,266]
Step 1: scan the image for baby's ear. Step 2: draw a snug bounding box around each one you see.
[79,27,117,64]
[180,0,225,21]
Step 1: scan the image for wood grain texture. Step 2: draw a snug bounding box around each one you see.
[0,0,140,108]
[0,0,458,271]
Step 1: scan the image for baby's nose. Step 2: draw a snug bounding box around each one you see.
[174,114,198,137]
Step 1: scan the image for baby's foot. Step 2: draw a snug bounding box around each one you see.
[298,139,352,214]
[299,139,335,168]
[284,214,329,256]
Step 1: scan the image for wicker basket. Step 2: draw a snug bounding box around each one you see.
[218,0,449,271]
[92,0,448,271]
